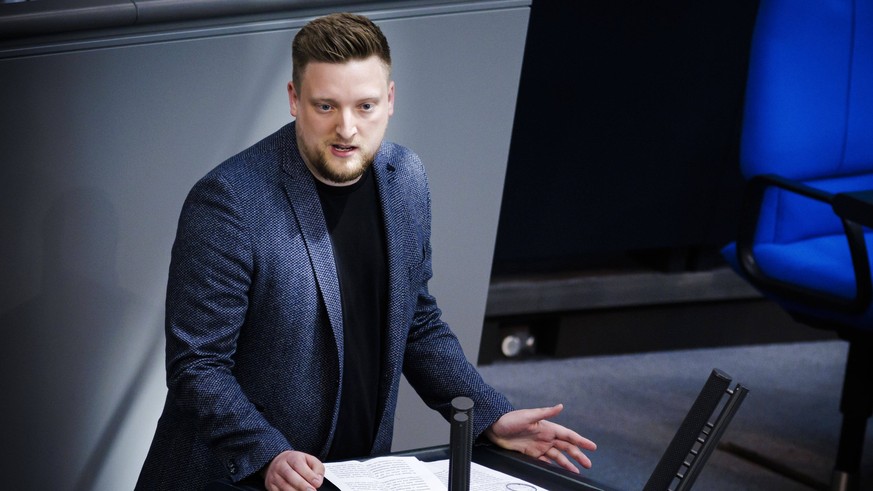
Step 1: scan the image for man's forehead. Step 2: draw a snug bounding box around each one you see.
[299,57,390,82]
[299,63,392,99]
[302,82,390,100]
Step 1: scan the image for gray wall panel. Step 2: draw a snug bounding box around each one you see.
[0,2,528,489]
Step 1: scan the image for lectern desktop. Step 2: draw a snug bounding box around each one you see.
[206,369,746,491]
[205,444,617,491]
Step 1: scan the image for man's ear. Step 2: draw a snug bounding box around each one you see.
[287,81,299,117]
[387,80,395,117]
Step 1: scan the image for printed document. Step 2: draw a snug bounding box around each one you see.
[324,456,547,491]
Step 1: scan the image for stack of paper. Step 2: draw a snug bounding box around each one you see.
[324,456,546,491]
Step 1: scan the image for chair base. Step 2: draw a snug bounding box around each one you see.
[834,337,873,483]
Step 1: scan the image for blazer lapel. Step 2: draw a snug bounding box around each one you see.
[278,125,345,363]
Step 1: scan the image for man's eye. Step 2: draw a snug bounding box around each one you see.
[317,104,332,111]
[361,103,374,111]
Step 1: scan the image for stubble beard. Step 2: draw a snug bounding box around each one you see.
[301,139,375,184]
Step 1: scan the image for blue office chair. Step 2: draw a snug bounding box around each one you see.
[722,0,873,489]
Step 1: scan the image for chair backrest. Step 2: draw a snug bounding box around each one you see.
[741,0,873,244]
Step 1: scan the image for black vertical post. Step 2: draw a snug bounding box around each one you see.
[448,396,474,491]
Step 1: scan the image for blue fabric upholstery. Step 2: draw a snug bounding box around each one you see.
[741,0,873,181]
[723,0,873,329]
[722,1,873,487]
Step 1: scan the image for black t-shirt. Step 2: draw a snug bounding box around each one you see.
[316,166,388,461]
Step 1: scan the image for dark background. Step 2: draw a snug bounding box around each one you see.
[492,0,761,276]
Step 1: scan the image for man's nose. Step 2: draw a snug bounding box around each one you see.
[336,110,357,140]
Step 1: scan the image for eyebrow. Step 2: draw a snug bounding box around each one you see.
[307,94,382,105]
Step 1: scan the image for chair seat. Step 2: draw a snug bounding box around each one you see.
[722,233,873,330]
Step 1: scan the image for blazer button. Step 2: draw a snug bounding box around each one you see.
[227,460,238,475]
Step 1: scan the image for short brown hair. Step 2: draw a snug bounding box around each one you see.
[292,12,392,87]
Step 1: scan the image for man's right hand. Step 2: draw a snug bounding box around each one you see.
[263,450,325,491]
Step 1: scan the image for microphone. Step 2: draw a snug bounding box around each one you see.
[448,396,474,491]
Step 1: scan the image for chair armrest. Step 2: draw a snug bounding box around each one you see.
[833,190,873,227]
[736,174,872,314]
[748,173,834,201]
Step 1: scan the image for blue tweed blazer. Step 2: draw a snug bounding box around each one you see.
[136,122,513,490]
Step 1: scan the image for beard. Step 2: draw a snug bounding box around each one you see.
[299,137,376,185]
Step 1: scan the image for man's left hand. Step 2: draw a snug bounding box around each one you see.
[484,404,596,473]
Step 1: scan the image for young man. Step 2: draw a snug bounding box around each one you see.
[136,13,595,491]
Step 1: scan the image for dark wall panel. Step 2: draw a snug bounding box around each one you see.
[493,0,760,275]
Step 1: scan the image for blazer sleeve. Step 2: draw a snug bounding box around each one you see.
[398,162,514,438]
[164,171,292,480]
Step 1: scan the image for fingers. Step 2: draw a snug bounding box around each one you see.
[523,403,565,423]
[545,421,597,451]
[538,420,596,470]
[265,451,324,491]
[297,453,325,489]
[536,418,595,449]
[545,446,581,473]
[563,446,593,470]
